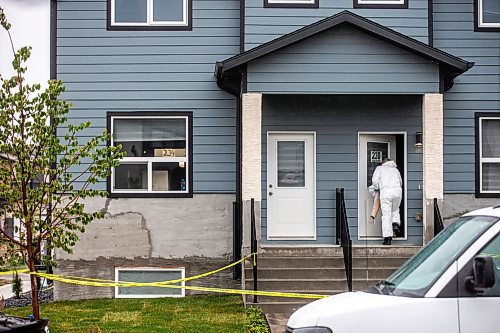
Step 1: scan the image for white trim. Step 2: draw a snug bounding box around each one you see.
[110,0,189,27]
[478,117,500,194]
[357,132,408,241]
[357,0,405,4]
[266,131,317,241]
[115,267,186,298]
[110,115,189,194]
[268,0,315,3]
[425,222,500,297]
[478,0,500,28]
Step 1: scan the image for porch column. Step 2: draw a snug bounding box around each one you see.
[422,93,444,245]
[241,93,262,251]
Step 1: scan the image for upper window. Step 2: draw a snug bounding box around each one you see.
[354,0,408,8]
[108,113,192,197]
[264,0,319,8]
[476,0,500,30]
[476,113,500,197]
[108,0,191,30]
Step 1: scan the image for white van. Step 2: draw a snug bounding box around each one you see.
[287,206,500,333]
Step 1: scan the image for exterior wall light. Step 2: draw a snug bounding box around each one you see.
[415,131,423,148]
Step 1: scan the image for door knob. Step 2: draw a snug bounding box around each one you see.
[269,192,273,196]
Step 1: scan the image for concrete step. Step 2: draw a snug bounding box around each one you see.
[258,246,419,258]
[244,267,396,280]
[249,256,410,269]
[245,278,378,291]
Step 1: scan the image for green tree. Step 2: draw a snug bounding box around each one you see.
[0,8,124,319]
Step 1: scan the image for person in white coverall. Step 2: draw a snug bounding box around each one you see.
[372,158,402,245]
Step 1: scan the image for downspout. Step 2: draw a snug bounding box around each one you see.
[47,0,57,277]
[428,0,433,47]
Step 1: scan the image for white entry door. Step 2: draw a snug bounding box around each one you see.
[358,134,397,239]
[267,133,315,240]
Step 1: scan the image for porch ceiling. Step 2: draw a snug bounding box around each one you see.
[215,11,474,95]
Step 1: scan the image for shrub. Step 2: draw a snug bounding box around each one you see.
[11,271,22,298]
[246,307,270,333]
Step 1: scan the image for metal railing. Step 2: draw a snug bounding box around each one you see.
[336,188,353,292]
[250,198,258,303]
[434,198,444,236]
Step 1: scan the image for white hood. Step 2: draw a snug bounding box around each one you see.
[287,292,460,333]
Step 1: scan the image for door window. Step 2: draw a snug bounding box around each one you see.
[366,142,389,187]
[277,141,305,188]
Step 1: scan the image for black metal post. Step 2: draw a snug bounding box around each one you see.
[250,198,258,303]
[335,188,341,245]
[232,201,242,280]
[434,198,444,236]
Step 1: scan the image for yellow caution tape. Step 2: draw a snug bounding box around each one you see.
[6,253,330,299]
[31,271,327,299]
[0,268,29,275]
[29,253,258,287]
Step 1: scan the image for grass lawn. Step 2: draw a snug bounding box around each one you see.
[6,295,254,333]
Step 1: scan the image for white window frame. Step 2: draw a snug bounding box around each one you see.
[110,115,189,195]
[478,0,500,28]
[479,116,500,194]
[115,267,185,298]
[357,0,405,4]
[267,0,316,4]
[110,0,189,27]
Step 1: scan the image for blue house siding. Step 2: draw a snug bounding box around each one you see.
[57,0,240,193]
[246,25,440,94]
[260,95,423,245]
[245,0,429,50]
[434,0,500,194]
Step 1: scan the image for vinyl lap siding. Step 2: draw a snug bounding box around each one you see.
[434,0,500,193]
[247,25,440,94]
[245,0,429,50]
[261,95,423,245]
[57,0,240,192]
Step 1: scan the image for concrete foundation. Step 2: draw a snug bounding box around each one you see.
[443,194,500,226]
[54,256,240,300]
[54,194,237,300]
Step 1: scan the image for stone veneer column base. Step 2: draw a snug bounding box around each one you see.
[422,94,443,244]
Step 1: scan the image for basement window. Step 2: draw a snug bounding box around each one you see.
[108,0,191,30]
[476,0,500,30]
[108,112,192,198]
[354,0,408,8]
[476,113,500,197]
[115,267,185,298]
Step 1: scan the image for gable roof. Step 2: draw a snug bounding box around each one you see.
[215,11,474,94]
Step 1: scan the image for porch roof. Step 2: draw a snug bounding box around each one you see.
[215,11,474,95]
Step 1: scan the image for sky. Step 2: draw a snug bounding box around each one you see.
[0,0,50,87]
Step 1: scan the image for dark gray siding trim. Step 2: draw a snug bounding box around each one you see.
[59,0,240,193]
[434,0,500,194]
[247,25,440,94]
[261,95,423,245]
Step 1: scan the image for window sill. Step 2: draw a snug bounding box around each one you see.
[107,25,192,31]
[108,192,193,199]
[475,192,500,199]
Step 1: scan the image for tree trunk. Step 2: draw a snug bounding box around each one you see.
[28,252,40,320]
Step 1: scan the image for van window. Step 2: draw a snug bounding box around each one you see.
[383,216,497,297]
